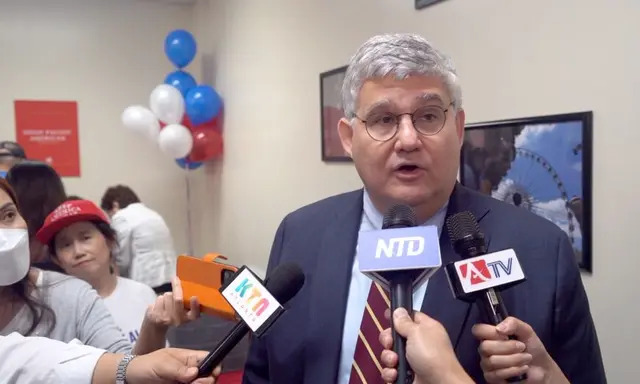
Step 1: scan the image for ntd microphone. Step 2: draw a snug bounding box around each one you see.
[358,204,441,384]
[445,211,527,383]
[358,218,442,289]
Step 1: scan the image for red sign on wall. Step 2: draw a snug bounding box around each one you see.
[14,100,80,177]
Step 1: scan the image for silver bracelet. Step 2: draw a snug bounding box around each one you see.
[115,354,137,384]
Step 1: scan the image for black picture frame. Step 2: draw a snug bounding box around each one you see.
[460,112,593,273]
[320,65,351,162]
[415,0,447,10]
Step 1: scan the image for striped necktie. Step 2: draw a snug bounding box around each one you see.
[349,282,391,384]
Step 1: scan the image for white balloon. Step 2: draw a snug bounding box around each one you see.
[158,124,193,158]
[149,84,185,124]
[121,105,161,141]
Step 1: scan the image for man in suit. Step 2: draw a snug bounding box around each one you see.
[243,33,605,383]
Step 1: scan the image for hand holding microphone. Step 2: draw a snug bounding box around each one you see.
[472,316,569,384]
[358,204,442,384]
[378,308,473,384]
[445,211,528,383]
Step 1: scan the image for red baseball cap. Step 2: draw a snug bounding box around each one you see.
[36,200,110,244]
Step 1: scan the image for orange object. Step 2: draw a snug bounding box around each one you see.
[177,253,238,320]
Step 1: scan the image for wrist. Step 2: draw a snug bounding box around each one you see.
[91,353,124,384]
[117,354,138,384]
[541,354,569,384]
[441,362,473,384]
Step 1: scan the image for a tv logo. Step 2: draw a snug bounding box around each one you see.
[221,267,282,333]
[458,258,514,285]
[453,249,525,294]
[375,236,424,258]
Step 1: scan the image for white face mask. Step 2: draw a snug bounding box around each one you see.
[0,228,30,286]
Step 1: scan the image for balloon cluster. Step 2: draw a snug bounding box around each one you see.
[121,29,223,170]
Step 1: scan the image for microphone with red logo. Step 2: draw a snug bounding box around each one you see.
[445,211,527,383]
[196,262,305,377]
[358,204,442,384]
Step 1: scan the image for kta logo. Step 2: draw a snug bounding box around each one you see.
[234,278,270,316]
[458,258,513,285]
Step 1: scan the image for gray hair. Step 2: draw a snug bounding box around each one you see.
[341,33,462,118]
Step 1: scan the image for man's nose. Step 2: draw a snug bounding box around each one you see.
[395,115,420,151]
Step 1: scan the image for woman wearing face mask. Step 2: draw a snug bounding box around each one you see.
[0,178,131,353]
[36,199,200,354]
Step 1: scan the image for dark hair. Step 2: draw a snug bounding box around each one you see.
[0,178,56,336]
[5,161,67,242]
[66,195,83,201]
[49,220,119,274]
[100,185,140,211]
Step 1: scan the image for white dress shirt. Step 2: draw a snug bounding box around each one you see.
[0,332,105,383]
[337,190,448,384]
[111,203,177,288]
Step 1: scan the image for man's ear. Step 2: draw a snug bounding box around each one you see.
[337,117,354,158]
[455,108,466,148]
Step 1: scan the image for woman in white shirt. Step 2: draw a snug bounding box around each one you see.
[100,185,177,293]
[36,199,200,354]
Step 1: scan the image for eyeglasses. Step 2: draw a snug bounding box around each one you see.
[355,103,454,142]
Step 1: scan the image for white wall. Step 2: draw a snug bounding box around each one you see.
[0,0,199,254]
[193,0,640,380]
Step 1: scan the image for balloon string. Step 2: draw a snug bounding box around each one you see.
[185,169,194,256]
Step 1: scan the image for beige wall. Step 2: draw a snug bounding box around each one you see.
[0,0,199,254]
[193,0,640,380]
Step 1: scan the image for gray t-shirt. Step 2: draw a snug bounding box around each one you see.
[0,270,132,354]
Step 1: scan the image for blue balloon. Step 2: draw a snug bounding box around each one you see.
[164,70,197,97]
[176,157,203,170]
[164,29,197,68]
[185,85,222,126]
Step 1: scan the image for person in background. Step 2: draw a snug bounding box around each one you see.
[0,141,26,178]
[6,160,67,271]
[0,178,131,354]
[36,199,199,353]
[0,332,220,384]
[101,185,177,293]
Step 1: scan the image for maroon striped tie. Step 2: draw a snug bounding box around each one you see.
[349,282,391,384]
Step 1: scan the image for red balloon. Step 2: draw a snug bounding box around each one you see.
[188,128,223,162]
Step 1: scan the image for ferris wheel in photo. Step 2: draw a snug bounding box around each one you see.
[491,147,579,249]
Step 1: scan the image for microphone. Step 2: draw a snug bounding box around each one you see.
[196,262,305,377]
[358,204,442,384]
[445,211,527,383]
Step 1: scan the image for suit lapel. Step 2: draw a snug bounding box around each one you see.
[421,184,492,348]
[303,191,363,384]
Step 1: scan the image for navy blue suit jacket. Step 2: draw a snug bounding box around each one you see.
[243,185,606,383]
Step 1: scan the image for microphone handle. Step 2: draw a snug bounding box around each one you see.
[390,275,414,384]
[197,321,250,378]
[479,288,527,383]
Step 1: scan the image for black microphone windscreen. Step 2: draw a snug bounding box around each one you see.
[264,262,305,304]
[382,204,418,229]
[446,211,481,242]
[446,211,486,258]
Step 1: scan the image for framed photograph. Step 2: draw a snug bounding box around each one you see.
[320,65,351,162]
[415,0,447,10]
[460,112,593,272]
